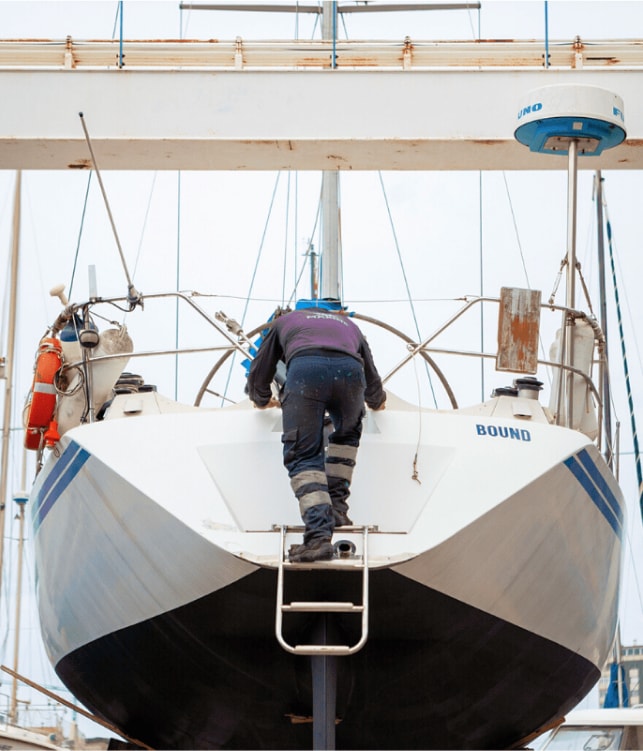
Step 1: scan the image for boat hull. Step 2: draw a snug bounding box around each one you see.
[56,565,597,750]
[29,395,623,749]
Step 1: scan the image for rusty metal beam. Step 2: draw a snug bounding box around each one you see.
[1,49,643,171]
[179,3,480,13]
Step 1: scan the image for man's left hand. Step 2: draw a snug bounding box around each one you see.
[254,397,281,409]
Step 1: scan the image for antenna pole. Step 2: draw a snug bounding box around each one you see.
[78,112,142,309]
[564,138,578,428]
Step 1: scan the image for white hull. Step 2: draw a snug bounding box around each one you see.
[29,388,623,748]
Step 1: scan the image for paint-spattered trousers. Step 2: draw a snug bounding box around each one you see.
[281,353,365,540]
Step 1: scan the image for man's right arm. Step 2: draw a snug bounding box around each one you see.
[246,328,284,407]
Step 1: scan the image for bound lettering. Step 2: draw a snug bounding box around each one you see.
[476,424,532,442]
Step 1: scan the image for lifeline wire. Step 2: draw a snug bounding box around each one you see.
[604,197,643,512]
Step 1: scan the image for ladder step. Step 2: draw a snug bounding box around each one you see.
[282,601,364,613]
[292,644,353,656]
[275,524,370,656]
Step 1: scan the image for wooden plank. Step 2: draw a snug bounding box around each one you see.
[496,287,541,374]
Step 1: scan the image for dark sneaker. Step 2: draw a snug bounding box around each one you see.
[288,538,335,563]
[333,509,353,527]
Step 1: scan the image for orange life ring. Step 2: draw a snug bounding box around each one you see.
[24,337,62,450]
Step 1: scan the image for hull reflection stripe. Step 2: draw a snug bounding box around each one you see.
[33,441,90,532]
[34,441,81,512]
[564,453,622,538]
[576,448,623,526]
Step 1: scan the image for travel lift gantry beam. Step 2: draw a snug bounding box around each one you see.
[276,524,371,750]
[3,2,643,171]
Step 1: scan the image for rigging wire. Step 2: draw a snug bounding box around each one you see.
[131,173,158,282]
[501,171,559,391]
[111,2,120,38]
[78,113,141,309]
[544,0,550,68]
[502,173,532,289]
[219,173,283,403]
[240,172,283,327]
[281,174,292,307]
[377,172,437,408]
[287,183,323,307]
[603,190,643,513]
[623,510,643,648]
[68,173,93,300]
[175,172,182,402]
[479,172,484,401]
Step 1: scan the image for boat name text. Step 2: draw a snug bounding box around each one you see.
[476,424,531,441]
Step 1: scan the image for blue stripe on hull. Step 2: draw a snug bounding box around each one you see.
[32,441,90,532]
[564,448,623,538]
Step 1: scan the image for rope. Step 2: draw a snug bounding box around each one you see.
[603,195,643,512]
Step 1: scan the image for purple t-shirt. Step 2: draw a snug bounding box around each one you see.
[246,307,386,409]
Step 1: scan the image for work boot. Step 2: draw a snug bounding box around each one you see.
[332,509,353,527]
[288,538,335,563]
[289,503,335,562]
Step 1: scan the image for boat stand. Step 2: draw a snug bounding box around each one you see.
[311,616,338,750]
[275,524,371,750]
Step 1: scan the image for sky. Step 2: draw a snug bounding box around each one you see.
[2,0,643,742]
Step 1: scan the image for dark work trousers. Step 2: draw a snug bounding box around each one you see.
[281,353,365,541]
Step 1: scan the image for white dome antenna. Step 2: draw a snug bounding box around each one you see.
[514,84,625,156]
[515,84,626,432]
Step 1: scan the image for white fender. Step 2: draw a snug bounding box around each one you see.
[548,319,598,439]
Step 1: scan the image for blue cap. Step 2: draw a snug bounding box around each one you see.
[295,298,343,311]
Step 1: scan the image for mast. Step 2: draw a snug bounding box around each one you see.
[0,171,22,615]
[9,488,28,725]
[179,1,481,302]
[320,1,341,301]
